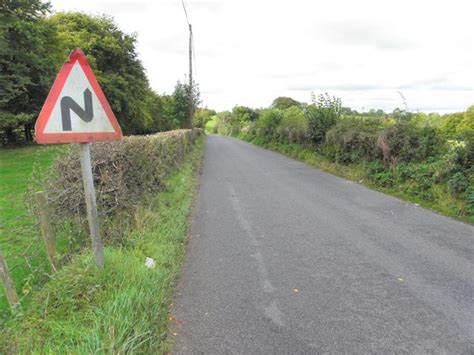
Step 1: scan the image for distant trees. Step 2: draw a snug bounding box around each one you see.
[271,96,301,110]
[232,106,258,122]
[194,107,216,128]
[0,1,199,145]
[212,95,474,217]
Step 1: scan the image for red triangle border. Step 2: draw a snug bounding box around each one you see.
[35,48,123,144]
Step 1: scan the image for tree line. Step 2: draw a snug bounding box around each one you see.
[209,96,474,218]
[0,0,200,146]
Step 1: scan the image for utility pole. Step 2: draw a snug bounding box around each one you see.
[188,23,194,129]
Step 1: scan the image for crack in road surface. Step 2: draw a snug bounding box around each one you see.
[173,135,474,354]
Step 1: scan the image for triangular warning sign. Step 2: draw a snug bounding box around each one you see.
[35,48,123,144]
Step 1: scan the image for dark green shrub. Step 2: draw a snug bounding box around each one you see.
[378,123,446,164]
[325,118,381,163]
[448,172,470,195]
[465,186,474,215]
[366,161,395,187]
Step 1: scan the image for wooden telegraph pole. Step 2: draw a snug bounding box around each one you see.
[188,23,194,129]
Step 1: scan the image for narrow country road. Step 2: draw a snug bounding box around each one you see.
[173,135,474,354]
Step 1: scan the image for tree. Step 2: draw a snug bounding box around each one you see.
[170,81,201,129]
[232,106,258,122]
[441,112,465,139]
[457,105,474,137]
[49,12,153,135]
[304,93,342,144]
[271,96,301,110]
[195,107,216,128]
[0,0,60,144]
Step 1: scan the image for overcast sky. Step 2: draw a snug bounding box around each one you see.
[50,0,473,113]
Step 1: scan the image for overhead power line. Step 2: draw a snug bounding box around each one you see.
[181,0,190,25]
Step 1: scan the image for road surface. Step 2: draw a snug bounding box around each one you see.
[173,135,474,354]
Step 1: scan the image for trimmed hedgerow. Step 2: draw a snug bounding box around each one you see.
[39,129,202,224]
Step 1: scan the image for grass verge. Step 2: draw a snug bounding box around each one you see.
[0,145,66,314]
[1,136,205,353]
[235,133,473,225]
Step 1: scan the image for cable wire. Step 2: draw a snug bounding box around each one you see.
[181,0,190,25]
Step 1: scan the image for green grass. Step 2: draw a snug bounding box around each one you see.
[0,145,66,315]
[204,118,217,133]
[236,133,473,225]
[1,136,204,353]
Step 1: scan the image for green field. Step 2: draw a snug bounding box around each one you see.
[0,145,65,315]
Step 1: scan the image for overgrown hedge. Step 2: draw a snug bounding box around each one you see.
[211,99,473,220]
[22,128,202,297]
[45,129,201,218]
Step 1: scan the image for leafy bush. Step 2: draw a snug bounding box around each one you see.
[447,172,470,195]
[366,161,395,187]
[276,106,307,143]
[304,93,342,145]
[325,118,381,163]
[232,106,258,122]
[255,108,283,137]
[377,123,446,164]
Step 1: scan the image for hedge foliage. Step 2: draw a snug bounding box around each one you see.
[211,97,474,219]
[35,129,202,239]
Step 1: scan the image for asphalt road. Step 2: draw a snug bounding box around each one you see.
[173,135,474,354]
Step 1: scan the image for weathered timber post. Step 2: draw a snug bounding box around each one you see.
[0,251,20,310]
[35,191,58,272]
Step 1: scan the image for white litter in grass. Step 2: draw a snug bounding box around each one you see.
[145,257,156,269]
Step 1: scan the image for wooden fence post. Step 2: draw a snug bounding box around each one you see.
[35,191,58,272]
[0,250,20,310]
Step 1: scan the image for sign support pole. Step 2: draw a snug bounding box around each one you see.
[79,143,104,267]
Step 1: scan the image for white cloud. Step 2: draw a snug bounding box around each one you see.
[50,0,474,113]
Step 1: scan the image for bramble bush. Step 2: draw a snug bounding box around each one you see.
[33,129,203,244]
[276,106,307,143]
[215,94,474,219]
[377,123,446,164]
[256,108,283,139]
[325,118,381,163]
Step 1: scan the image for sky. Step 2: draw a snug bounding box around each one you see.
[50,0,474,113]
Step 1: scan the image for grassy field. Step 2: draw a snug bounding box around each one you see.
[1,136,204,353]
[0,145,66,315]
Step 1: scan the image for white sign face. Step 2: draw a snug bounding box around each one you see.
[43,61,115,134]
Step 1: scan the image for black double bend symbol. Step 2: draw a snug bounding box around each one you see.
[61,88,94,131]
